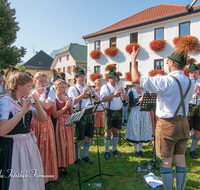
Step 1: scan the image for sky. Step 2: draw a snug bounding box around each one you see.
[8,0,200,63]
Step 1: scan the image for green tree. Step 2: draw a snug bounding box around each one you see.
[0,0,26,74]
[16,64,26,72]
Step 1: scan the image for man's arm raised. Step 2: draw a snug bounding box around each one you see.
[131,48,141,84]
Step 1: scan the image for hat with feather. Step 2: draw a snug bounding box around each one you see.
[187,58,200,72]
[168,35,200,65]
[105,64,118,78]
[53,74,61,81]
[116,71,122,81]
[73,66,85,77]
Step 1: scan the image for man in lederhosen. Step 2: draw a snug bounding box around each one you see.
[187,58,200,159]
[131,35,200,190]
[100,64,128,159]
[68,66,98,167]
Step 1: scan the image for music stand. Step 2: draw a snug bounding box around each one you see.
[65,102,94,190]
[140,93,159,170]
[82,102,113,190]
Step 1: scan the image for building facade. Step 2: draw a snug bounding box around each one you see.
[83,4,200,87]
[51,43,87,86]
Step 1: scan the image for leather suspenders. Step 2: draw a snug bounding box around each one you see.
[171,76,192,118]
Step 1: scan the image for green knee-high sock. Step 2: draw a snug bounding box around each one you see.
[175,166,188,190]
[160,167,174,190]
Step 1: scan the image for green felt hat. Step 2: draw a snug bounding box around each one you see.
[189,63,200,72]
[108,70,118,78]
[75,67,85,77]
[168,52,187,65]
[26,72,34,78]
[53,74,61,81]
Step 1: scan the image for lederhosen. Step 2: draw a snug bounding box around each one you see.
[104,85,122,131]
[74,86,94,140]
[156,76,191,160]
[187,81,200,131]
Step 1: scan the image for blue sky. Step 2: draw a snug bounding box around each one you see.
[9,0,200,62]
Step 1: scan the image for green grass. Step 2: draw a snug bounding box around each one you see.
[49,128,200,190]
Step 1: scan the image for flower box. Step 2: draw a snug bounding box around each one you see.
[125,43,140,54]
[148,69,165,77]
[149,39,166,52]
[104,47,118,57]
[90,50,101,59]
[125,71,132,81]
[89,73,102,82]
[104,73,109,82]
[173,34,187,46]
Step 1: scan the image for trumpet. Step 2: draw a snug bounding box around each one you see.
[83,81,95,99]
[115,82,126,104]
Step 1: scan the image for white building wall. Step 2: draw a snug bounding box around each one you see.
[86,13,200,88]
[52,53,75,80]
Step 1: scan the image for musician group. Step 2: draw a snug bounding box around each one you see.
[0,35,200,190]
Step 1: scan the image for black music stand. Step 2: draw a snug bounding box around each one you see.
[83,102,113,190]
[65,105,94,190]
[140,93,159,170]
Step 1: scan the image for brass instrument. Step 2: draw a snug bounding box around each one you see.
[83,81,95,99]
[115,82,126,104]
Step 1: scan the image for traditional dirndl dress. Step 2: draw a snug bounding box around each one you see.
[31,89,58,183]
[125,91,153,143]
[55,98,75,167]
[0,96,45,190]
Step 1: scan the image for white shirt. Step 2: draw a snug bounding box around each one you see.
[68,83,95,110]
[100,82,123,110]
[140,70,195,118]
[31,88,56,103]
[189,77,200,105]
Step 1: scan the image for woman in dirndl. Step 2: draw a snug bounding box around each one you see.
[51,79,75,176]
[0,72,47,190]
[125,83,152,156]
[94,79,105,135]
[30,72,58,188]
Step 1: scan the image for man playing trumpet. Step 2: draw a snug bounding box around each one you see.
[100,64,128,159]
[68,66,98,167]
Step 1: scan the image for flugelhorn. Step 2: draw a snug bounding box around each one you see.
[115,82,126,104]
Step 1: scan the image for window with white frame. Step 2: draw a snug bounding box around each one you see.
[94,40,100,50]
[130,32,138,43]
[110,37,116,47]
[155,27,164,40]
[154,59,164,69]
[94,66,100,73]
[179,21,190,36]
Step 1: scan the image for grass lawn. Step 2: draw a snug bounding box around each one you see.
[49,128,200,190]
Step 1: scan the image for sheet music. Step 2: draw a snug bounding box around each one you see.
[65,100,90,126]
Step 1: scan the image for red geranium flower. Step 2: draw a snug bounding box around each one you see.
[125,43,140,54]
[149,39,166,52]
[148,69,165,77]
[104,47,118,57]
[90,73,102,82]
[90,50,101,59]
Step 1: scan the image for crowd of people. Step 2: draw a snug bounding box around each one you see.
[0,35,200,190]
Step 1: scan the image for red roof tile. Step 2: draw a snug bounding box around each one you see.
[83,4,200,39]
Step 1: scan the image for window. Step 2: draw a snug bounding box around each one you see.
[130,61,138,71]
[66,55,69,60]
[179,21,190,36]
[39,61,43,65]
[130,32,138,43]
[59,57,61,62]
[67,66,70,73]
[155,27,164,40]
[58,68,61,72]
[63,67,65,72]
[154,59,164,69]
[94,40,100,50]
[94,66,100,73]
[110,37,116,47]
